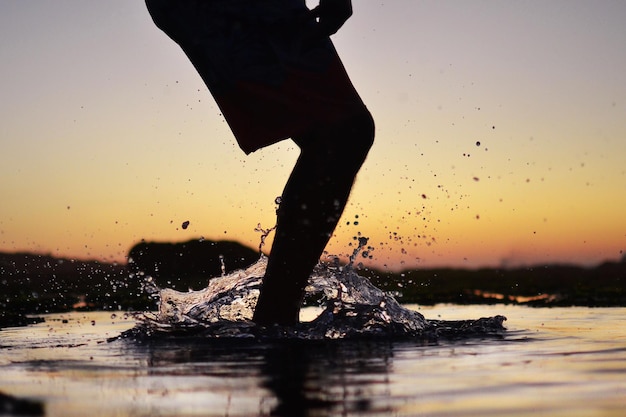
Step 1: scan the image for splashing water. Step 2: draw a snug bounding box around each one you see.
[254,222,276,253]
[123,237,506,341]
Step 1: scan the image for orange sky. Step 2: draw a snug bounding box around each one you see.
[1,1,625,270]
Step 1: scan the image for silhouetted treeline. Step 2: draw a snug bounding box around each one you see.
[0,239,261,328]
[364,261,626,307]
[1,240,625,328]
[127,239,259,291]
[0,252,144,324]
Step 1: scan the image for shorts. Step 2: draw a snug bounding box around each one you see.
[146,0,368,154]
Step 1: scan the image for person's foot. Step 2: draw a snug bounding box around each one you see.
[253,288,300,326]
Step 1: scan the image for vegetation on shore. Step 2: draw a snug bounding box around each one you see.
[1,240,625,328]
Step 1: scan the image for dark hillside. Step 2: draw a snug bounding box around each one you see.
[365,260,626,306]
[0,239,260,328]
[2,241,625,328]
[127,239,259,291]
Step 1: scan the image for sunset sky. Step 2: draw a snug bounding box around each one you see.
[2,1,625,270]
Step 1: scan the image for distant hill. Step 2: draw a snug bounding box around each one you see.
[0,239,261,328]
[1,240,625,328]
[0,251,138,328]
[127,239,259,291]
[363,260,626,307]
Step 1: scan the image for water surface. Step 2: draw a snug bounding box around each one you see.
[1,305,625,417]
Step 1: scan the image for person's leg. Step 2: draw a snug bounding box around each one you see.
[253,110,375,325]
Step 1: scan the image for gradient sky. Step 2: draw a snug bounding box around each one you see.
[1,0,625,270]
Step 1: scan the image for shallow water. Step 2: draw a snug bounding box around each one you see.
[1,305,625,417]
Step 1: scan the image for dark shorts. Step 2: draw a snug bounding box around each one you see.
[146,0,368,154]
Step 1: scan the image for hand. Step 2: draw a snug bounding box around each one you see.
[311,0,353,37]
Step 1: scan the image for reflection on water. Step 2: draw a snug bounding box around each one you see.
[134,338,399,416]
[1,306,625,416]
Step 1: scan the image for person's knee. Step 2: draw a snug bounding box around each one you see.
[355,109,375,156]
[295,108,374,165]
[340,109,375,165]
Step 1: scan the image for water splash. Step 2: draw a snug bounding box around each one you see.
[218,254,226,277]
[254,223,276,254]
[124,252,506,341]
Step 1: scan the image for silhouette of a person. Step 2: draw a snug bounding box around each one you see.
[145,0,374,325]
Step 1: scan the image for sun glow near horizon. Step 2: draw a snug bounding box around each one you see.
[1,1,625,269]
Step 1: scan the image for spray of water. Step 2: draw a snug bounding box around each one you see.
[254,223,276,254]
[126,233,506,341]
